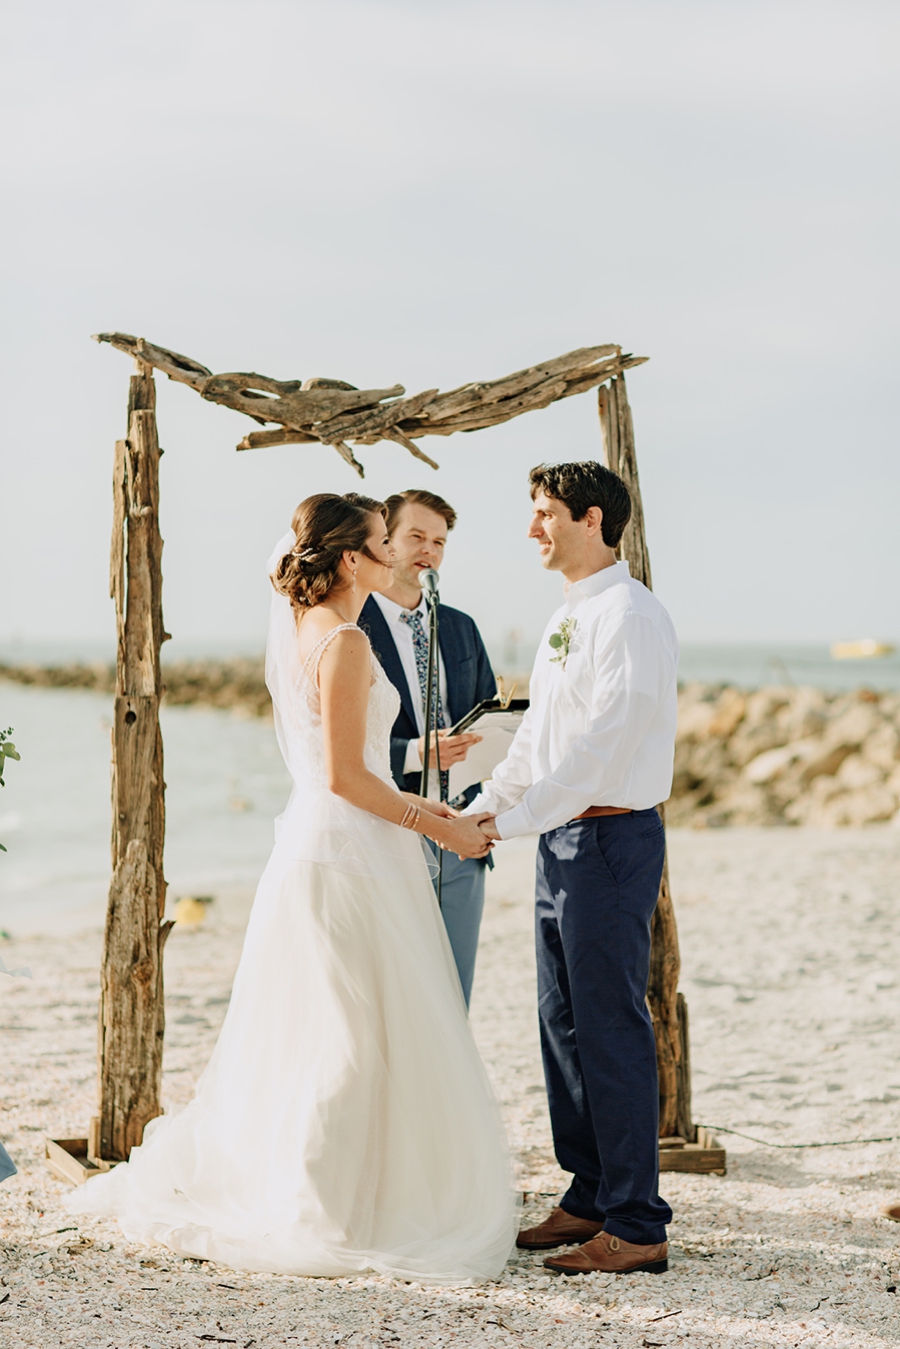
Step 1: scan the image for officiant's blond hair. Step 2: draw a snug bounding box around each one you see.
[383,490,457,536]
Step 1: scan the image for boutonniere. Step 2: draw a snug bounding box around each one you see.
[548,617,577,668]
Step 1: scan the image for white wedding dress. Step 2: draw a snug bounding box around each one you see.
[68,543,516,1282]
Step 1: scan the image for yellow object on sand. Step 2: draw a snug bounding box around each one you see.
[173,896,213,927]
[830,639,896,661]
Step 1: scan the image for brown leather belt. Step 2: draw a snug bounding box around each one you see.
[573,805,632,819]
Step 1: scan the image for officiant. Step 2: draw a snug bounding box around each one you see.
[360,489,497,1006]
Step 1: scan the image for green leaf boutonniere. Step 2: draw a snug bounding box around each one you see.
[548,617,577,668]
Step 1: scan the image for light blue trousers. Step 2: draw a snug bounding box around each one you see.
[424,841,487,1009]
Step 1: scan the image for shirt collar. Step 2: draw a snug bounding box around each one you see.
[564,559,630,605]
[372,590,426,623]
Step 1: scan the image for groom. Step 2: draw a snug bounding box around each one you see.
[360,489,497,1007]
[467,461,679,1276]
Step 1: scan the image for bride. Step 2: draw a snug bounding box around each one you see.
[69,492,517,1281]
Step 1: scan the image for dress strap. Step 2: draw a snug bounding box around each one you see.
[302,623,363,685]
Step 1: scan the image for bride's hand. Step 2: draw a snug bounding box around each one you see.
[415,798,459,820]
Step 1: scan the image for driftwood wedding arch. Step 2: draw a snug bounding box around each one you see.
[59,332,723,1180]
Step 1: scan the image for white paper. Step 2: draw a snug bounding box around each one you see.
[424,710,526,800]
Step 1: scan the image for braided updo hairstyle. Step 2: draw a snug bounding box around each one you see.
[271,492,387,609]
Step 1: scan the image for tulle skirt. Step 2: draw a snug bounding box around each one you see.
[68,816,517,1282]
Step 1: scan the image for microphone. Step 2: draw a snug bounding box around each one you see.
[419,568,440,602]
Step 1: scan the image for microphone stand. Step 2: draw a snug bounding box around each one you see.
[421,582,444,909]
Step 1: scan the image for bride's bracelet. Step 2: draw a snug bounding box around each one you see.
[399,803,421,831]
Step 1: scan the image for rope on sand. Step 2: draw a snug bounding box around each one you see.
[704,1124,900,1149]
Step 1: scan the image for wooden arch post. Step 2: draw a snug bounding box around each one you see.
[600,377,722,1169]
[89,359,173,1165]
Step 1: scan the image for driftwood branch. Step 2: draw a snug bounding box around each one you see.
[94,365,171,1163]
[95,333,648,478]
[598,374,692,1144]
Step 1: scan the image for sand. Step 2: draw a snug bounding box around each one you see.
[1,825,899,1347]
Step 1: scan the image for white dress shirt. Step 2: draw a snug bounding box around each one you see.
[371,591,449,775]
[466,561,679,839]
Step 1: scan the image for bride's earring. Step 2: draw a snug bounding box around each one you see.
[351,570,357,593]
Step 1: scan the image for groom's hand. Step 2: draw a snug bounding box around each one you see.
[478,817,501,842]
[417,730,482,768]
[441,813,495,860]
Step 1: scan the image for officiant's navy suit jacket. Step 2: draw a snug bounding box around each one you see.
[359,596,496,808]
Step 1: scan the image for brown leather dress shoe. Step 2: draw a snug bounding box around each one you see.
[544,1230,668,1275]
[881,1203,900,1222]
[516,1206,604,1250]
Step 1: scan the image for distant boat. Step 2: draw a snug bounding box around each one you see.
[830,639,896,661]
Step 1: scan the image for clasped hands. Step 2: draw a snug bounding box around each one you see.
[417,799,501,860]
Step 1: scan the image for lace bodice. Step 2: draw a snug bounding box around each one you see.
[273,623,400,791]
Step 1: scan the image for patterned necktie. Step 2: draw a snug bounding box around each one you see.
[399,607,448,800]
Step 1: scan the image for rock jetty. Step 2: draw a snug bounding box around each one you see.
[0,658,271,718]
[671,683,900,827]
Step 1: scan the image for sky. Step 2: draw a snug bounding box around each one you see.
[1,0,898,658]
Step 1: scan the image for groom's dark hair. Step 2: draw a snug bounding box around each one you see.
[529,461,631,548]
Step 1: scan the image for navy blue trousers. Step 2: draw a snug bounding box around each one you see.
[535,808,672,1245]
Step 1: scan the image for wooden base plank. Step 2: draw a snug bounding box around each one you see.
[659,1127,726,1175]
[659,1146,727,1174]
[45,1138,117,1187]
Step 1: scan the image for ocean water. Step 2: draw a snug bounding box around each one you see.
[675,642,900,693]
[0,683,290,937]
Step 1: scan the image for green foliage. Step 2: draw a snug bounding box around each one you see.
[548,617,578,667]
[0,727,21,853]
[0,728,20,786]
